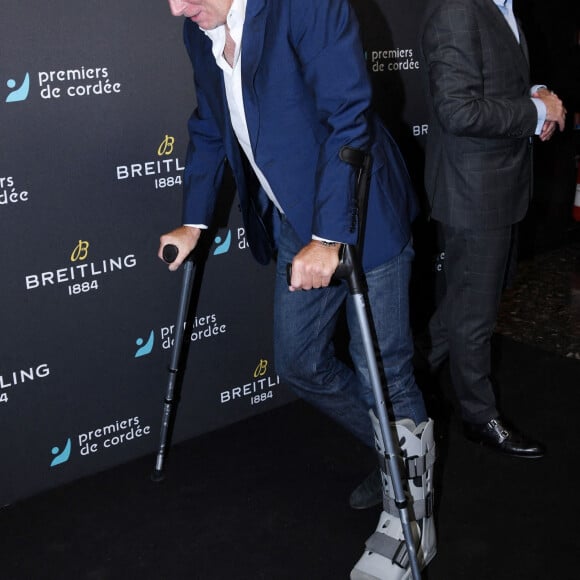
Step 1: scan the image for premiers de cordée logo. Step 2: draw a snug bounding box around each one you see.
[3,66,122,103]
[50,415,153,468]
[0,175,30,207]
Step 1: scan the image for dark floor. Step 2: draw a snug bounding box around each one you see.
[497,239,580,359]
[1,239,580,579]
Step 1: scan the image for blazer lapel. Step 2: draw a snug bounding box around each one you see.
[240,0,267,154]
[205,58,239,155]
[482,0,529,83]
[517,19,530,67]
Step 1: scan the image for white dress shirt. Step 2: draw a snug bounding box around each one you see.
[203,0,283,214]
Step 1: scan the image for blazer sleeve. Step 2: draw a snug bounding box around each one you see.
[289,0,372,241]
[181,21,227,226]
[421,0,537,139]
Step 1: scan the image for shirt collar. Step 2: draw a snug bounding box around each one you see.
[493,0,512,10]
[202,0,246,45]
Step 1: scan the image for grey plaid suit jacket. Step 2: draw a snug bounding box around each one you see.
[419,0,539,229]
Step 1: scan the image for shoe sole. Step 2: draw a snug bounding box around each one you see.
[465,437,545,459]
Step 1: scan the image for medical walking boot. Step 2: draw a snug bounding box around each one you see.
[350,411,436,579]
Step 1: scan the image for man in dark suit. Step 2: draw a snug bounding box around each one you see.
[160,0,436,577]
[419,0,566,457]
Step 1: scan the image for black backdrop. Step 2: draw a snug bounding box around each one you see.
[12,0,574,507]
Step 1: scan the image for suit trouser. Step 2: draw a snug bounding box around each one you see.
[426,222,514,424]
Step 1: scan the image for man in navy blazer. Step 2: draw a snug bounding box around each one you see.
[160,1,436,576]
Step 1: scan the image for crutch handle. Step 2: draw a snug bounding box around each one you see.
[285,146,371,288]
[162,244,179,264]
[285,244,358,288]
[285,244,350,288]
[162,244,195,265]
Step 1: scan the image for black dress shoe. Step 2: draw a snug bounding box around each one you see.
[463,416,545,458]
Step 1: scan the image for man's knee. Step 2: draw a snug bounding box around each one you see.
[275,349,314,386]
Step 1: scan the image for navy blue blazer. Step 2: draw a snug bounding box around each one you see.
[180,0,417,270]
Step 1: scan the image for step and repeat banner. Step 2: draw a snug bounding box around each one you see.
[0,0,427,506]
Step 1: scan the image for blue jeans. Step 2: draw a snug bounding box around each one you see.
[273,219,427,449]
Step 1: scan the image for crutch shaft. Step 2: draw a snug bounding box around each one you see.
[152,248,196,481]
[345,262,422,580]
[338,147,423,578]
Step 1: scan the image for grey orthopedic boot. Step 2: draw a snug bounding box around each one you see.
[350,411,437,579]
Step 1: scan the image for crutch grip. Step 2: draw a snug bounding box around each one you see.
[286,244,351,287]
[162,244,179,264]
[162,244,195,265]
[285,263,293,286]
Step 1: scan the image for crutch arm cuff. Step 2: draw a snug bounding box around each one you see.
[339,146,368,168]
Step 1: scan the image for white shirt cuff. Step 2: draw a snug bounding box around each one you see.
[312,235,340,244]
[530,98,547,135]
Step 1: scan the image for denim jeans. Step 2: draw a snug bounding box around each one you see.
[273,218,427,449]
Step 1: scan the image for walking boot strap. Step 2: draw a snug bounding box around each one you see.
[365,530,411,569]
[376,446,436,520]
[382,490,434,521]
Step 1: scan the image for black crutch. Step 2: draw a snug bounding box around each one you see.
[288,147,422,579]
[151,245,196,482]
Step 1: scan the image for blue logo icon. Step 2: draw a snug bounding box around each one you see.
[135,330,155,358]
[50,438,72,467]
[213,230,232,256]
[6,73,30,103]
